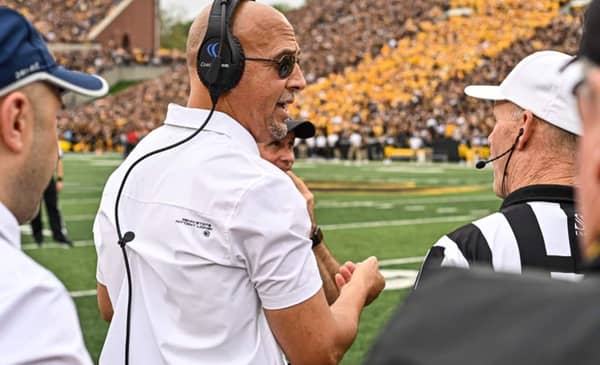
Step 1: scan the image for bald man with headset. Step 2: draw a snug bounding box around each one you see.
[93,1,384,364]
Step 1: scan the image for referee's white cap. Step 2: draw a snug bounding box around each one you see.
[465,51,582,136]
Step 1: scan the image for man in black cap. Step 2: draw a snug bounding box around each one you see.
[258,119,315,171]
[0,6,108,363]
[258,119,347,304]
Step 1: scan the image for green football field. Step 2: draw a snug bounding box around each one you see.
[22,153,499,364]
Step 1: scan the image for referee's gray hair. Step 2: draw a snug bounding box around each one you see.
[509,103,576,159]
[510,105,525,121]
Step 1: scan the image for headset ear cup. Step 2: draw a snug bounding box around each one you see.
[197,37,220,89]
[219,36,245,94]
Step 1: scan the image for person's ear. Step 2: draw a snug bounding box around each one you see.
[0,92,31,153]
[516,110,536,150]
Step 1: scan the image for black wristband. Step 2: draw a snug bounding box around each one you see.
[56,176,63,182]
[311,226,323,248]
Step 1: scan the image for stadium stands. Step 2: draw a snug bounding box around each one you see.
[5,0,121,42]
[285,0,450,82]
[46,0,583,161]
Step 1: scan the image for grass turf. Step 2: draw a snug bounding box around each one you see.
[22,154,497,364]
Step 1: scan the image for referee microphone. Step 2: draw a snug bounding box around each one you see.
[475,128,524,169]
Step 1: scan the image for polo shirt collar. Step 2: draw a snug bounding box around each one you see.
[501,184,575,210]
[0,201,20,250]
[163,103,259,155]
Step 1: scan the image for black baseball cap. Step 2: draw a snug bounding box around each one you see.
[285,119,315,139]
[0,7,109,97]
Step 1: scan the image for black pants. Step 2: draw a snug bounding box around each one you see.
[31,177,66,242]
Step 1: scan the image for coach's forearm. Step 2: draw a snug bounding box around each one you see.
[313,242,341,304]
[327,279,369,357]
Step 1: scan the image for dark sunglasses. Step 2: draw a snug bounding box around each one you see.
[246,54,300,79]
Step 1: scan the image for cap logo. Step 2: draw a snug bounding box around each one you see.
[15,61,40,80]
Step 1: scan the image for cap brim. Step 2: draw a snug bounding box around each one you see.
[286,120,315,139]
[0,67,109,98]
[46,66,109,97]
[464,85,506,101]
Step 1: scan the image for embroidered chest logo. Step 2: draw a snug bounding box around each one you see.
[575,213,584,237]
[175,217,213,237]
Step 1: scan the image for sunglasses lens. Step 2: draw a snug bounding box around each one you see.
[278,56,295,78]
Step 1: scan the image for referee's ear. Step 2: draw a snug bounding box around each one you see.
[516,110,536,150]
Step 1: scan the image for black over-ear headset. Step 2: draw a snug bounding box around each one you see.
[197,0,246,104]
[113,1,253,364]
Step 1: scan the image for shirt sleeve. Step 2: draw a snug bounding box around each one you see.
[1,263,93,365]
[93,192,125,305]
[227,174,322,310]
[414,235,470,289]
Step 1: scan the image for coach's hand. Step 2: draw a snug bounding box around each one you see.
[335,261,356,289]
[342,256,385,307]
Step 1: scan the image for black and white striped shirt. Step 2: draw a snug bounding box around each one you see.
[419,185,584,282]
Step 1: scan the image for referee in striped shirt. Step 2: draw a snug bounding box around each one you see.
[418,51,584,283]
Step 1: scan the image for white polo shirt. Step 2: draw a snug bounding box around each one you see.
[94,104,322,365]
[0,202,92,364]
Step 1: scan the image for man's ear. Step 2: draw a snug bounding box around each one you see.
[516,110,536,150]
[0,92,30,153]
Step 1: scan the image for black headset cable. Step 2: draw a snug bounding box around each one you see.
[114,102,217,365]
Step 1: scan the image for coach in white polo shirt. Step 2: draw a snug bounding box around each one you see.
[93,2,385,365]
[0,7,108,364]
[417,51,584,284]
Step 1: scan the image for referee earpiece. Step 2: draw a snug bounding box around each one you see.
[475,128,525,169]
[197,0,251,104]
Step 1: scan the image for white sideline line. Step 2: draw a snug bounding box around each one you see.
[21,208,482,225]
[58,194,498,209]
[70,289,97,298]
[316,194,498,209]
[22,240,94,250]
[68,262,422,298]
[379,257,423,266]
[20,214,476,237]
[321,215,474,231]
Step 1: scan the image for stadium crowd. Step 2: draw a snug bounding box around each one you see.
[5,0,186,75]
[5,0,121,42]
[286,0,450,82]
[57,0,582,163]
[53,47,185,75]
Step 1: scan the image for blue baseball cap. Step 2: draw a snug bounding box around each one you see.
[0,7,109,97]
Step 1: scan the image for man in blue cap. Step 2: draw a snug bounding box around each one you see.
[0,7,108,363]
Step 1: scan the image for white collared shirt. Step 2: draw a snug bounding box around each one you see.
[94,104,322,365]
[0,202,92,365]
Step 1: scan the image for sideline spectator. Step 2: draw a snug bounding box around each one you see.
[31,143,73,246]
